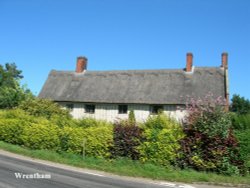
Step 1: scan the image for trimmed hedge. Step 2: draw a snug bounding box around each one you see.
[21,123,60,150]
[0,109,113,158]
[60,125,113,158]
[0,106,249,176]
[0,119,25,145]
[138,113,184,166]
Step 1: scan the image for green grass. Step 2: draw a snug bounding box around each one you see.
[0,141,249,185]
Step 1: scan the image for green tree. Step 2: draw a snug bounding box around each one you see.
[230,94,250,115]
[0,63,32,109]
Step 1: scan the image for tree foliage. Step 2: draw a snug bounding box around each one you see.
[0,63,32,109]
[230,94,250,115]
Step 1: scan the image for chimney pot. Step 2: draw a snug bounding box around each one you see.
[186,53,193,72]
[76,56,87,73]
[221,52,228,69]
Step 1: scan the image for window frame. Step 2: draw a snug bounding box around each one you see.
[85,104,95,114]
[118,105,128,114]
[66,103,74,111]
[150,105,164,114]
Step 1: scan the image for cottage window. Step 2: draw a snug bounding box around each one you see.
[151,105,164,114]
[66,104,74,111]
[118,105,128,114]
[85,104,95,113]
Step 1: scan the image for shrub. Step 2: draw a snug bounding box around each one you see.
[76,118,112,128]
[0,109,47,145]
[128,110,136,125]
[231,113,250,130]
[21,122,60,150]
[50,115,78,128]
[112,120,142,160]
[18,98,70,119]
[60,125,113,158]
[235,129,250,172]
[0,109,45,124]
[178,94,243,175]
[0,119,25,145]
[138,113,184,166]
[60,126,86,154]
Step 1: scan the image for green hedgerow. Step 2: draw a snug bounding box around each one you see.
[21,122,60,151]
[18,98,71,119]
[138,113,184,166]
[60,125,113,158]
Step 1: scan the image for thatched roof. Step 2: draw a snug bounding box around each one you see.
[39,67,226,104]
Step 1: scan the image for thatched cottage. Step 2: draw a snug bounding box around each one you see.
[39,53,229,122]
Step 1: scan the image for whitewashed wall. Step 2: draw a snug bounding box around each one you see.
[59,102,186,122]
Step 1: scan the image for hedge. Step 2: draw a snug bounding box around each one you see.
[21,122,61,151]
[60,125,113,158]
[138,113,184,166]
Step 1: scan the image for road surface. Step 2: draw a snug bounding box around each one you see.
[0,151,198,188]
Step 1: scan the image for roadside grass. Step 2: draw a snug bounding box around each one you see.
[0,141,249,185]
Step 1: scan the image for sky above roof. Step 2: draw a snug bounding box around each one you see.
[0,0,249,99]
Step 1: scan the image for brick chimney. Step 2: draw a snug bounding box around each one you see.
[186,53,193,72]
[221,52,230,111]
[221,52,228,69]
[76,56,87,73]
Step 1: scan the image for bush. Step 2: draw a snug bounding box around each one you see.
[60,125,113,158]
[0,109,47,145]
[128,110,136,125]
[18,98,70,119]
[235,130,250,172]
[231,113,250,130]
[138,113,184,166]
[112,120,142,160]
[21,122,60,151]
[178,95,243,175]
[76,118,112,128]
[0,119,25,145]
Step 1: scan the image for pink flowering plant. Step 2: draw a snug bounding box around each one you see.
[178,93,244,175]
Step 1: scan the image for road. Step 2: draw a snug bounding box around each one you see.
[0,151,199,188]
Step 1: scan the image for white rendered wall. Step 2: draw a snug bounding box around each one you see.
[59,102,186,122]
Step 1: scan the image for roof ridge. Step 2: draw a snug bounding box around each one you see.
[50,66,222,74]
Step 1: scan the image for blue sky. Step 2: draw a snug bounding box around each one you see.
[0,0,249,99]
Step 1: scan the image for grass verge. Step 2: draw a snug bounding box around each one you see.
[0,141,249,185]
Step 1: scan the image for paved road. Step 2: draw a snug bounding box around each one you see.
[0,153,195,188]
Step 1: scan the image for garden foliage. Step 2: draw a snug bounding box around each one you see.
[138,113,184,166]
[60,125,113,158]
[19,98,71,119]
[112,120,142,160]
[0,94,249,176]
[178,95,244,175]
